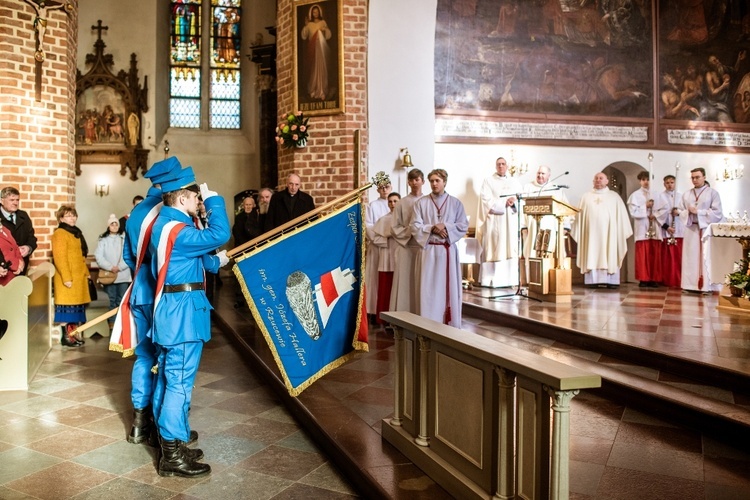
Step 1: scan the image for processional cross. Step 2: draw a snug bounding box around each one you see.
[20,0,75,101]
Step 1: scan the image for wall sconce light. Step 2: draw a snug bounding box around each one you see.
[400,147,414,169]
[508,149,528,177]
[95,184,110,197]
[715,157,744,182]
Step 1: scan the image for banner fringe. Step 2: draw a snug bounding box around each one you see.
[232,198,369,396]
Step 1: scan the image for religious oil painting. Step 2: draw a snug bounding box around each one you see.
[293,0,345,116]
[435,0,655,120]
[658,0,750,125]
[75,86,135,148]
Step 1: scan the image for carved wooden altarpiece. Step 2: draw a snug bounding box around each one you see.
[75,20,149,180]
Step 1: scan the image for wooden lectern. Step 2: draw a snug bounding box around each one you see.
[523,196,579,302]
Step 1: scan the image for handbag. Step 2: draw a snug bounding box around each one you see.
[97,236,122,286]
[88,277,98,301]
[97,269,117,285]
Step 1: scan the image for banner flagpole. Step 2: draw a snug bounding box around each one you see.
[69,307,119,336]
[76,184,374,334]
[227,184,373,259]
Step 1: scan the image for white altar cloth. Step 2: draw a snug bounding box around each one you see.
[705,223,747,286]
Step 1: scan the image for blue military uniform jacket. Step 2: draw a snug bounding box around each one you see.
[124,186,163,307]
[149,196,230,346]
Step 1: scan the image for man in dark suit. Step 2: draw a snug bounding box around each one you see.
[232,196,262,247]
[0,187,37,275]
[266,174,315,231]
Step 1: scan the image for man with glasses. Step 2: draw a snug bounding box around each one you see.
[678,167,723,293]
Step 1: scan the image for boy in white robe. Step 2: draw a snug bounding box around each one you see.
[365,173,391,321]
[390,168,424,314]
[411,169,468,328]
[372,193,400,324]
[653,175,684,288]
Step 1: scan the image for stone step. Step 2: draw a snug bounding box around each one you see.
[463,302,750,447]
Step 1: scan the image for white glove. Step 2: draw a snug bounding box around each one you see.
[217,250,230,267]
[199,183,218,200]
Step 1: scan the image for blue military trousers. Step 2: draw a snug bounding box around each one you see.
[130,304,157,410]
[152,341,204,442]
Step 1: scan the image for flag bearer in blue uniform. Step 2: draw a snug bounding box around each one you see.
[149,168,230,477]
[120,156,182,446]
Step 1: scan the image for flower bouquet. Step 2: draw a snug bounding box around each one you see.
[725,259,750,297]
[275,111,309,149]
[371,171,391,188]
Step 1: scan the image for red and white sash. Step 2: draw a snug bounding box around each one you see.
[109,203,163,357]
[153,221,187,313]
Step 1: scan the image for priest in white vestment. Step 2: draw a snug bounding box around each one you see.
[390,168,424,314]
[411,169,468,328]
[653,174,684,288]
[475,157,522,287]
[571,172,632,288]
[677,167,723,293]
[520,165,571,279]
[365,175,392,321]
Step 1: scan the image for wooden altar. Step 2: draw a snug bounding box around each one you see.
[523,196,579,303]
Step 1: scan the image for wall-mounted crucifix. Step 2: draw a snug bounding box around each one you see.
[21,0,75,101]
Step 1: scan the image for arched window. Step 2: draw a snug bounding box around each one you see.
[169,0,241,129]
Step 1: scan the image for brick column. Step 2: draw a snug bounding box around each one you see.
[0,0,78,265]
[276,0,368,205]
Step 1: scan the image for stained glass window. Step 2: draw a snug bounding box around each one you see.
[210,69,240,128]
[169,0,241,130]
[210,0,241,129]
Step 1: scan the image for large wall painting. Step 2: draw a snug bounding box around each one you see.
[658,0,750,148]
[435,0,750,150]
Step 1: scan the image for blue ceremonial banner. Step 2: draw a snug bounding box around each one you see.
[233,199,369,396]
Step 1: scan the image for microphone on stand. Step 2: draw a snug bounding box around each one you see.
[537,171,570,198]
[557,184,569,189]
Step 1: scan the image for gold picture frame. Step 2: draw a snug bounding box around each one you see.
[293,0,345,116]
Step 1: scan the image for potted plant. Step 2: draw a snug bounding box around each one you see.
[725,259,750,297]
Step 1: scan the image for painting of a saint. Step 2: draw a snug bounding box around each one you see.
[294,0,343,116]
[75,86,129,146]
[301,4,332,101]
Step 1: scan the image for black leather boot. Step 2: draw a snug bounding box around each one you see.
[128,407,153,444]
[154,429,203,460]
[158,439,211,478]
[184,443,204,461]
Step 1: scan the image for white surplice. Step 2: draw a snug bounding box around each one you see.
[389,193,422,313]
[411,192,468,328]
[365,198,389,314]
[653,189,685,239]
[677,185,723,292]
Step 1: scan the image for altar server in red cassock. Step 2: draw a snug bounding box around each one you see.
[653,175,684,288]
[628,171,662,287]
